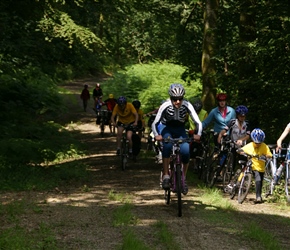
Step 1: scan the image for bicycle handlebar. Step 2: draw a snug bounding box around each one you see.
[239,152,267,162]
[162,137,193,144]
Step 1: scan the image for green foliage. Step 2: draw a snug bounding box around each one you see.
[0,223,57,249]
[113,203,137,227]
[102,61,202,113]
[118,230,151,250]
[153,221,180,250]
[0,161,90,191]
[242,222,282,250]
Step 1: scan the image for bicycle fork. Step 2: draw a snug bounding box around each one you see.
[172,149,185,192]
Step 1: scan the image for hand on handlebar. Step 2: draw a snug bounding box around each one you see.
[193,134,201,142]
[155,135,163,141]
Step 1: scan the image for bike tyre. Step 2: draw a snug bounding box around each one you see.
[121,139,127,171]
[223,152,234,192]
[238,173,252,204]
[206,157,218,188]
[285,164,290,203]
[229,169,240,199]
[176,164,182,217]
[263,160,274,198]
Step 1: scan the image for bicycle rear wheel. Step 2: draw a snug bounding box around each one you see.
[229,169,241,199]
[176,164,182,217]
[238,173,252,204]
[223,152,234,192]
[121,139,127,171]
[206,156,219,188]
[263,160,275,198]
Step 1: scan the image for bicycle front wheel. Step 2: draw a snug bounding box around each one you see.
[238,173,252,204]
[176,164,182,217]
[263,160,275,198]
[285,163,290,202]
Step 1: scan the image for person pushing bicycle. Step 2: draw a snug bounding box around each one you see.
[217,105,251,171]
[151,83,202,195]
[237,128,272,204]
[111,96,138,156]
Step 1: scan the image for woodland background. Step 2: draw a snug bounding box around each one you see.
[0,0,289,170]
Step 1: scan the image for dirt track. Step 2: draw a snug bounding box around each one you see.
[1,78,290,249]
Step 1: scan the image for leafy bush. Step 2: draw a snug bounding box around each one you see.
[102,61,202,113]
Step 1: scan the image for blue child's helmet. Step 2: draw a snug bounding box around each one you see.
[250,128,265,143]
[235,105,248,115]
[117,96,127,105]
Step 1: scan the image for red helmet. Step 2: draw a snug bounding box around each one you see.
[216,93,227,101]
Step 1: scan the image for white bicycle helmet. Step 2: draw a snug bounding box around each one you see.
[168,83,185,97]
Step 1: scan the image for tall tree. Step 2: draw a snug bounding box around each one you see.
[201,0,219,112]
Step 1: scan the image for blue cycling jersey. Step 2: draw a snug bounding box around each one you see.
[202,106,236,133]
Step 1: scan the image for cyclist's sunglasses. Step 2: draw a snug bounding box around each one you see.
[171,97,183,102]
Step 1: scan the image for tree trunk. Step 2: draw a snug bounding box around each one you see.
[201,0,219,112]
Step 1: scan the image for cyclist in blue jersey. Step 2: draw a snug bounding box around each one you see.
[152,83,202,195]
[202,93,236,147]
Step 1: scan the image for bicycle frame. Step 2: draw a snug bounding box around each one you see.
[275,144,290,202]
[119,124,135,170]
[163,137,192,217]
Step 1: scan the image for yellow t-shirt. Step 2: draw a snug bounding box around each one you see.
[241,142,272,172]
[112,102,137,124]
[137,109,145,122]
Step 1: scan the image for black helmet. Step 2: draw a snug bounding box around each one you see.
[189,97,203,112]
[132,100,141,109]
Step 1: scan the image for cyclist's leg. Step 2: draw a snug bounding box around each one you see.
[253,170,264,203]
[116,122,124,152]
[126,129,133,153]
[161,127,172,189]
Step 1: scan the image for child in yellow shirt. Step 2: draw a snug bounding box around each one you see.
[237,128,272,204]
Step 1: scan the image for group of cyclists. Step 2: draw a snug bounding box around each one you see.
[147,83,289,204]
[85,82,289,204]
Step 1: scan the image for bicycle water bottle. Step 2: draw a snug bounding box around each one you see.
[238,172,244,182]
[274,163,284,184]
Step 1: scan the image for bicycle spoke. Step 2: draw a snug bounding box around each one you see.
[176,164,182,217]
[238,173,252,204]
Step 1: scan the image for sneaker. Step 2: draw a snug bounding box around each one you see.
[116,149,120,156]
[162,176,170,190]
[254,197,262,204]
[182,181,188,195]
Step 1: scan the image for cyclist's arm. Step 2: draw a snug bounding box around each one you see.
[152,103,167,138]
[218,129,227,144]
[201,108,215,130]
[187,101,202,136]
[276,123,290,150]
[111,106,118,126]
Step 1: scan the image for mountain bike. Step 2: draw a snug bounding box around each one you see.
[206,136,233,188]
[229,153,266,204]
[99,110,109,137]
[119,124,136,170]
[191,130,212,181]
[161,137,192,217]
[262,145,276,198]
[221,140,238,192]
[273,143,290,202]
